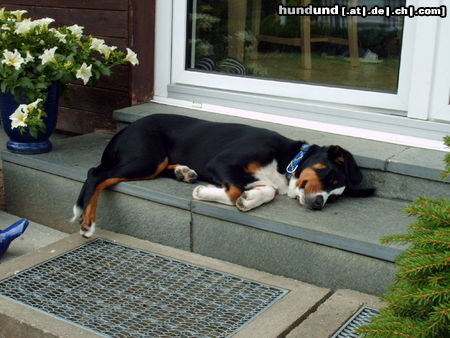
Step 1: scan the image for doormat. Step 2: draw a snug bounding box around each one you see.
[0,238,287,337]
[331,306,380,338]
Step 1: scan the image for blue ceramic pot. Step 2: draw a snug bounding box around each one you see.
[0,82,59,154]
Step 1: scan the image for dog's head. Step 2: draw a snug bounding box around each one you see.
[292,145,374,210]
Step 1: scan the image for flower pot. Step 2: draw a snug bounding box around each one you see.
[0,82,59,154]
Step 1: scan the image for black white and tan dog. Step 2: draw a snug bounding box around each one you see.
[72,114,374,237]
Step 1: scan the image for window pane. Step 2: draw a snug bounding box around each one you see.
[186,0,405,93]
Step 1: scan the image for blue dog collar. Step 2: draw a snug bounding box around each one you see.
[286,144,311,178]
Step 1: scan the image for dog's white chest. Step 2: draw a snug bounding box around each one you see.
[246,160,289,194]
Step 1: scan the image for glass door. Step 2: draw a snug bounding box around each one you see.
[185,0,405,93]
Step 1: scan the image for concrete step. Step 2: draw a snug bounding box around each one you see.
[0,210,69,263]
[0,229,383,338]
[0,229,331,337]
[2,132,412,296]
[115,102,449,202]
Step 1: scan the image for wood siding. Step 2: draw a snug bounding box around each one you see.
[0,0,155,134]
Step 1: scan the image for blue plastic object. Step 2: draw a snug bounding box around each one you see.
[0,219,29,258]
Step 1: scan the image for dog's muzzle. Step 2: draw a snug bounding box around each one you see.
[296,188,325,210]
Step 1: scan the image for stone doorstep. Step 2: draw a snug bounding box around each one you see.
[114,102,449,183]
[1,133,412,263]
[287,289,386,338]
[0,229,332,338]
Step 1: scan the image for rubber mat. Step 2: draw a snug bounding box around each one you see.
[0,238,287,337]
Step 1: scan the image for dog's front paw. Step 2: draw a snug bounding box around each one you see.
[236,192,252,212]
[192,185,205,200]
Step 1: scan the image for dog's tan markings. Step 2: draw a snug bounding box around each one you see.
[313,163,327,169]
[245,161,261,174]
[167,164,181,170]
[81,177,127,229]
[225,185,243,204]
[296,168,323,194]
[81,157,169,229]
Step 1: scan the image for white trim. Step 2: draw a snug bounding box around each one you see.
[430,1,450,122]
[154,0,173,98]
[153,96,447,151]
[404,3,439,120]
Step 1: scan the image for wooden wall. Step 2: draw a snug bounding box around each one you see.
[0,0,155,134]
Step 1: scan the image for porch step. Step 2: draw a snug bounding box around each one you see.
[0,210,69,263]
[115,102,449,201]
[3,132,412,296]
[0,229,383,338]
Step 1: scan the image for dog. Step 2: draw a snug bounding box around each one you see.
[72,114,374,238]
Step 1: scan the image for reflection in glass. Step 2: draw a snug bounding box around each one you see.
[186,0,405,92]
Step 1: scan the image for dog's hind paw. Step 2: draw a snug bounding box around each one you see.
[80,223,96,238]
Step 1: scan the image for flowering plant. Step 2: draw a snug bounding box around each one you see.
[0,8,138,138]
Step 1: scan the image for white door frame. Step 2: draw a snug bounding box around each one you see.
[155,0,449,123]
[430,2,450,122]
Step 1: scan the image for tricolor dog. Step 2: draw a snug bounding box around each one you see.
[72,114,374,238]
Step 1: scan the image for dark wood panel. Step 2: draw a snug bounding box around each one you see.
[3,5,128,38]
[57,107,115,134]
[61,84,130,114]
[1,1,127,10]
[71,65,129,92]
[129,0,155,104]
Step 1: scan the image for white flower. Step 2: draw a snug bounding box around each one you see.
[76,63,92,85]
[24,51,34,63]
[39,47,57,64]
[99,45,117,59]
[10,104,28,129]
[27,98,43,112]
[34,17,54,29]
[14,19,33,34]
[1,49,24,70]
[10,10,27,21]
[1,24,9,31]
[90,38,105,52]
[124,48,139,66]
[67,24,83,38]
[52,29,67,43]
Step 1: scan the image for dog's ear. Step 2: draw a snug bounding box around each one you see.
[328,145,362,187]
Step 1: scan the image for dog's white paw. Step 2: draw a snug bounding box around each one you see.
[80,223,96,238]
[192,185,205,200]
[236,192,253,212]
[175,166,198,183]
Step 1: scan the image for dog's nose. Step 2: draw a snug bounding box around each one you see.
[311,196,324,210]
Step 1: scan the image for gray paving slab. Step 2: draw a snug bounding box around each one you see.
[0,230,331,338]
[0,211,68,263]
[192,214,396,295]
[0,126,72,169]
[387,147,450,183]
[287,289,385,338]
